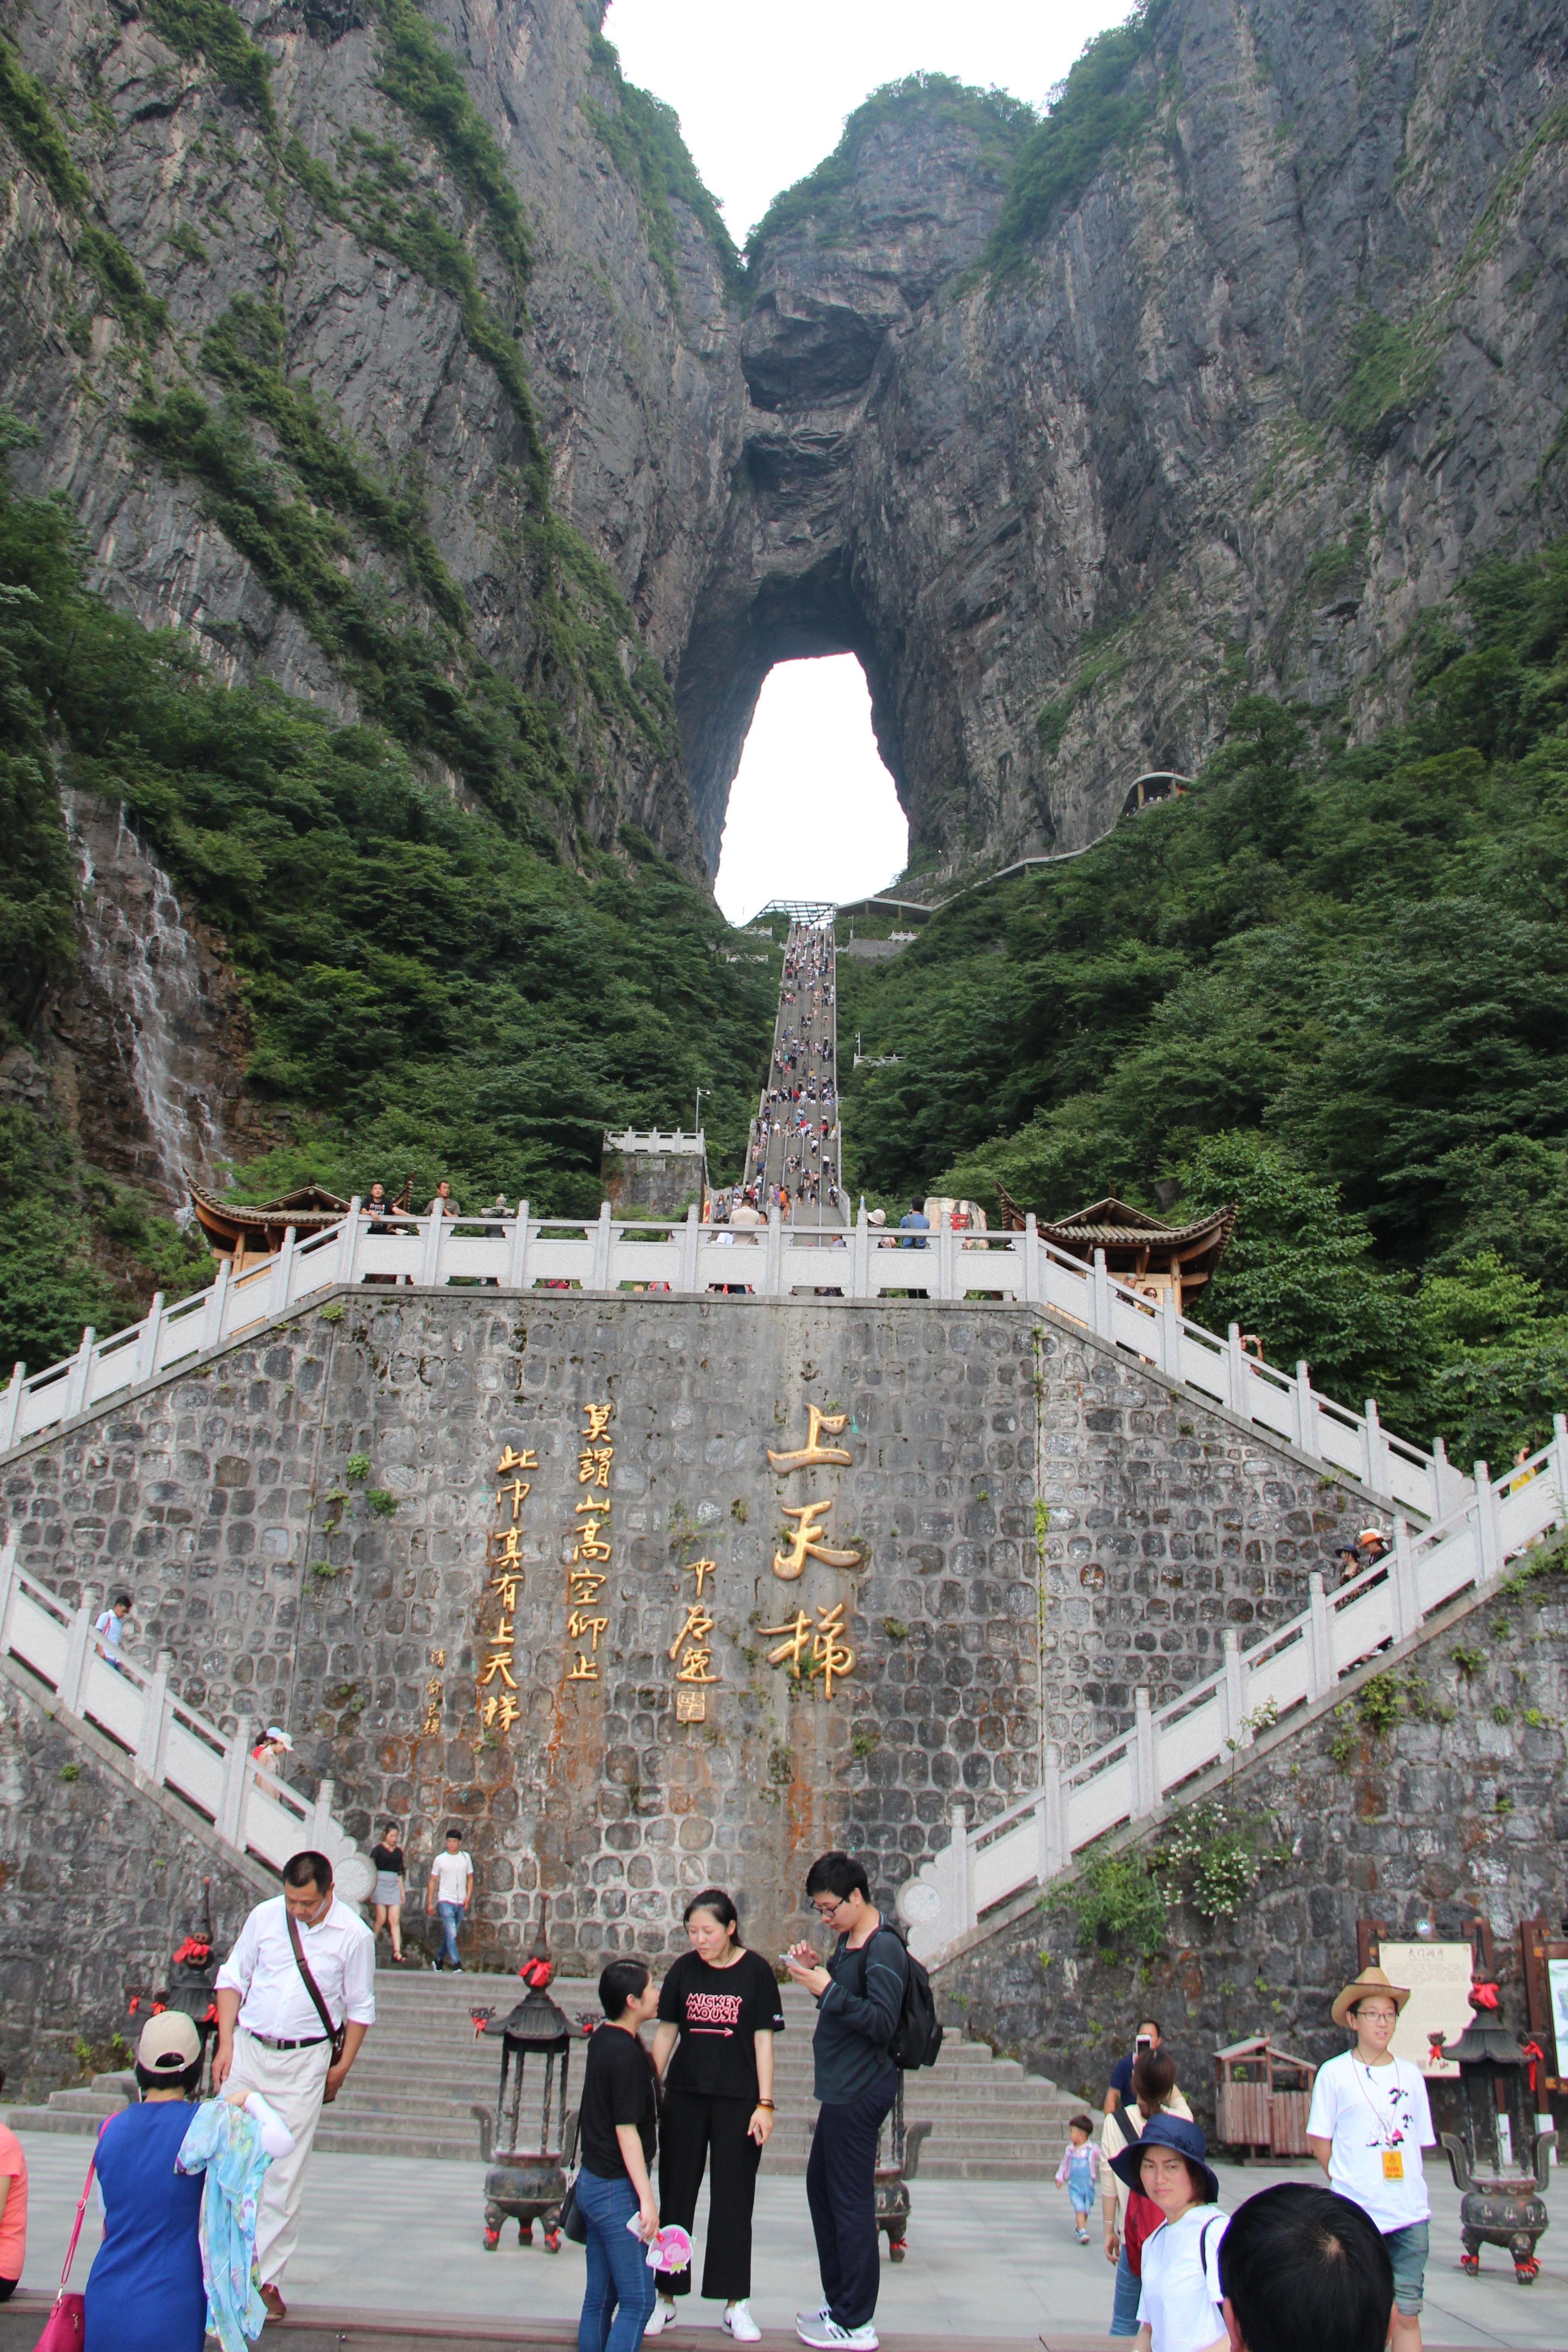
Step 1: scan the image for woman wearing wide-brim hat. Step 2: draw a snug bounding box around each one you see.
[1105,2112,1227,2352]
[1307,1964,1434,2352]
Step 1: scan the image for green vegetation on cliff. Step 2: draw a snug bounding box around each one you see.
[841,544,1568,1460]
[989,0,1169,269]
[0,423,775,1371]
[586,32,743,304]
[749,74,1033,262]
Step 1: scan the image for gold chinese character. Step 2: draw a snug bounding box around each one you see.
[489,1527,524,1568]
[495,1478,531,1519]
[566,1651,599,1681]
[422,1710,441,1733]
[771,1499,863,1580]
[761,1609,812,1669]
[582,1403,613,1441]
[431,1649,446,1668]
[573,1519,613,1563]
[490,1571,521,1608]
[578,1446,614,1486]
[674,1646,718,1684]
[810,1601,855,1697]
[767,1405,853,1472]
[686,1558,716,1596]
[667,1602,715,1662]
[476,1621,518,1688]
[482,1691,521,1730]
[568,1570,608,1603]
[675,1687,706,1723]
[568,1610,608,1650]
[425,1676,444,1701]
[574,1497,610,1518]
[496,1446,539,1474]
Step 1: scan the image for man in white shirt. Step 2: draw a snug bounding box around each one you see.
[1307,1964,1434,2352]
[427,1827,475,1970]
[214,1848,376,2320]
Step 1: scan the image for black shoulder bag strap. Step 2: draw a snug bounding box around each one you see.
[1110,2101,1140,2150]
[286,1911,348,2078]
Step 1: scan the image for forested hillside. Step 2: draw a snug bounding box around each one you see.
[0,421,776,1368]
[840,543,1568,1462]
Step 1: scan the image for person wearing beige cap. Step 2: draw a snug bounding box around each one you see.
[82,2012,293,2351]
[1306,1964,1434,2352]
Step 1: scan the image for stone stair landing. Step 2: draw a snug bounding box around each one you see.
[310,1972,1080,2180]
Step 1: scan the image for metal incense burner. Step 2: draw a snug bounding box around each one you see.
[471,1965,576,2251]
[1439,1980,1554,2283]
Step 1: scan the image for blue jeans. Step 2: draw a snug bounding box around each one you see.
[437,1900,465,1966]
[577,2167,656,2352]
[1109,2243,1141,2335]
[1385,2219,1429,2314]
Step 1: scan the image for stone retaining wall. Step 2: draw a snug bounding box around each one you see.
[1,1294,1370,1973]
[941,1570,1568,2135]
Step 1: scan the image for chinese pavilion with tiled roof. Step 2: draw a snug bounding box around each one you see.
[186,1176,408,1270]
[994,1187,1235,1315]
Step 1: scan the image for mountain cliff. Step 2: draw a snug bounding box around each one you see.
[0,0,1565,1354]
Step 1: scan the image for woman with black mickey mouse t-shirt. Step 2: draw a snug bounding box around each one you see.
[646,1890,784,2344]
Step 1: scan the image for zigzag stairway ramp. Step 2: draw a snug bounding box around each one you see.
[898,1417,1568,1965]
[2,1202,1466,1526]
[0,1537,360,1888]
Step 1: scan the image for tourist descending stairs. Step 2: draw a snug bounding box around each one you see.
[741,913,847,1231]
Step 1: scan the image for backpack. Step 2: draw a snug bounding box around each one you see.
[855,1923,944,2069]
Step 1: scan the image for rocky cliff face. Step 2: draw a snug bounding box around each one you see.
[2,0,1565,962]
[680,0,1568,891]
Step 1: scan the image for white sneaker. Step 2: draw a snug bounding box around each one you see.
[796,2320,877,2351]
[723,2304,762,2343]
[644,2301,677,2337]
[795,2309,830,2329]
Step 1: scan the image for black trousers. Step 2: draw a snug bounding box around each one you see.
[657,2089,762,2301]
[805,2071,897,2331]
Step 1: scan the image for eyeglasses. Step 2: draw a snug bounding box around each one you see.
[811,1897,849,1919]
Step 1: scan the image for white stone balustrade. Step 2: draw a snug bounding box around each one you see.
[895,1415,1568,1964]
[0,1204,1470,1522]
[0,1539,358,1880]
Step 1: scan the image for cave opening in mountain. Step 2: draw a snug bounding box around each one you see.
[711,656,908,926]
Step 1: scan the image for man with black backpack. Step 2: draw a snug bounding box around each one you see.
[785,1851,926,2352]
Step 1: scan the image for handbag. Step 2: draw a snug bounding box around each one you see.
[33,2132,101,2350]
[559,2174,587,2244]
[286,1912,348,2101]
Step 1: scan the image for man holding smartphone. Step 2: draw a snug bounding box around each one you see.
[1103,2018,1166,2116]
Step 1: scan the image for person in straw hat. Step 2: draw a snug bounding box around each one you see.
[1305,1963,1435,2352]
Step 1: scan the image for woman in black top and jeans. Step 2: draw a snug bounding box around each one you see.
[647,1889,784,2344]
[577,1960,661,2352]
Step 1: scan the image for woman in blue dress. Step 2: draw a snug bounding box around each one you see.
[83,2010,208,2352]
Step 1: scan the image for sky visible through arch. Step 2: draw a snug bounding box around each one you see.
[605,0,1131,921]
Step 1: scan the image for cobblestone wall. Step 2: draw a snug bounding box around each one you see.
[941,1573,1568,2136]
[0,1667,264,2102]
[1,1295,1370,1972]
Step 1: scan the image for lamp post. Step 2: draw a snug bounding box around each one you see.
[694,1087,706,1138]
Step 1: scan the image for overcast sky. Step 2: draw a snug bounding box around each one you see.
[603,1,1132,923]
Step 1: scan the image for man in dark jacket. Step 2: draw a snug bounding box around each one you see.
[785,1852,908,2352]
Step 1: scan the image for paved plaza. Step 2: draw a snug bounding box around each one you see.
[10,2133,1567,2348]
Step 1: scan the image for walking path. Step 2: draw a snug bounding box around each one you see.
[2,2132,1560,2347]
[740,916,846,1229]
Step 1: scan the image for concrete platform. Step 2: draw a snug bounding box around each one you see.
[4,2132,1564,2349]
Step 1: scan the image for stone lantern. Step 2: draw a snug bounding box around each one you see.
[471,1965,576,2251]
[1439,1980,1554,2283]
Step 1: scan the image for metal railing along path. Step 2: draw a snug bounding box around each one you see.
[895,1416,1568,1966]
[0,1202,1470,1521]
[0,1537,360,1879]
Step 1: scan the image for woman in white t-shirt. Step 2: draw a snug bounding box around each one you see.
[1106,2112,1227,2352]
[1306,1965,1434,2352]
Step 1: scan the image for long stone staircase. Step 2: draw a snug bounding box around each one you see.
[305,1971,1079,2180]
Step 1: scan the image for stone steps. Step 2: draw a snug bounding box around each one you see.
[311,1972,1080,2177]
[4,2071,134,2135]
